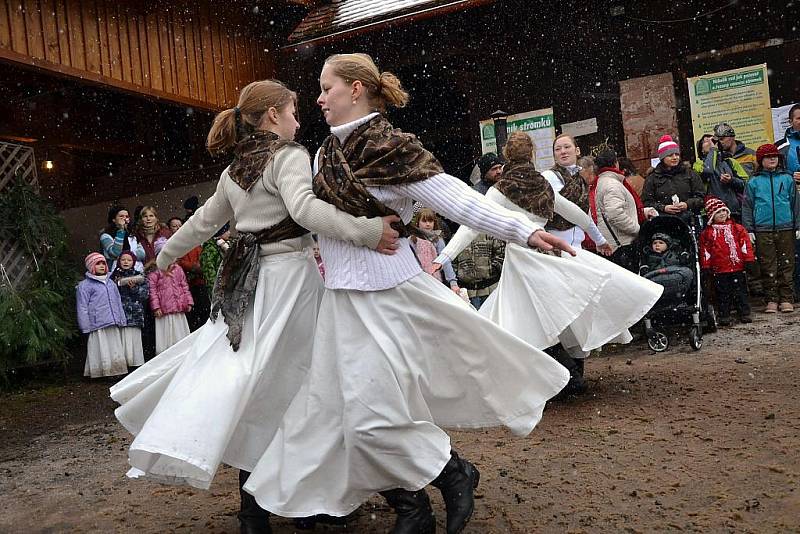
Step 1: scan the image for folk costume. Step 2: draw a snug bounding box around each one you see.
[242,113,570,526]
[438,161,663,355]
[110,130,385,499]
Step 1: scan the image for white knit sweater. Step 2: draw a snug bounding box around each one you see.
[157,144,384,270]
[316,113,542,291]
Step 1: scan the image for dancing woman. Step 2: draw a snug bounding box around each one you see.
[437,132,662,360]
[242,53,574,534]
[110,80,400,532]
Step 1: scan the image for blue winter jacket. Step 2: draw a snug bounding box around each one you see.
[76,273,127,333]
[776,127,800,174]
[742,169,800,232]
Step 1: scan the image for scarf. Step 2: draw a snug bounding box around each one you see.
[711,221,743,267]
[313,114,444,237]
[229,131,300,191]
[209,133,309,351]
[547,164,590,231]
[494,161,555,221]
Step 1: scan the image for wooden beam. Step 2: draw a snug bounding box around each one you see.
[0,46,222,111]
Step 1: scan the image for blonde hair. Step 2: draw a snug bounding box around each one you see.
[503,131,535,164]
[206,80,297,155]
[552,133,577,150]
[324,53,409,111]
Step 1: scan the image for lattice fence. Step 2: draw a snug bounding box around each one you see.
[0,141,39,288]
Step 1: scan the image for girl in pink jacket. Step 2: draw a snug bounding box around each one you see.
[148,238,193,354]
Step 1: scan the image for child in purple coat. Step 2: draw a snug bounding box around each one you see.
[76,252,128,377]
[148,238,193,354]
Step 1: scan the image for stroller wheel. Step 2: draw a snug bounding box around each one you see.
[689,326,703,351]
[648,331,669,352]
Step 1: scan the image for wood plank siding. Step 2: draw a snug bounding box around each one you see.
[0,1,276,110]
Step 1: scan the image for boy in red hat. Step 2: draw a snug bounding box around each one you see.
[742,144,800,313]
[700,196,755,325]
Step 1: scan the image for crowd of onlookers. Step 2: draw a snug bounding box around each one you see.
[76,199,232,378]
[76,104,800,377]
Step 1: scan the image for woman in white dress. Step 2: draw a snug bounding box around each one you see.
[241,53,584,534]
[435,132,663,383]
[109,80,400,534]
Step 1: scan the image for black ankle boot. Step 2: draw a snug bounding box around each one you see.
[545,345,587,397]
[239,470,272,534]
[379,488,436,534]
[430,451,480,534]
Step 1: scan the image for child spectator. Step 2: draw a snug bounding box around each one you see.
[410,208,459,292]
[742,144,800,313]
[201,224,230,296]
[149,238,193,354]
[644,233,685,271]
[76,252,128,377]
[110,250,148,367]
[700,197,755,325]
[311,234,325,280]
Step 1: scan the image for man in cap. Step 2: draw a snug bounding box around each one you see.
[714,122,757,177]
[473,152,504,195]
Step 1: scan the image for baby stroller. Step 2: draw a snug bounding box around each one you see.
[636,215,714,352]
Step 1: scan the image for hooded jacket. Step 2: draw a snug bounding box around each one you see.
[694,147,746,216]
[148,264,194,314]
[742,168,800,232]
[76,273,127,333]
[699,219,754,273]
[775,127,800,175]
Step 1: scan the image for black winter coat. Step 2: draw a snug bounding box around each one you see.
[642,162,705,218]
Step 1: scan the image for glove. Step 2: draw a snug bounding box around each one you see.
[748,233,756,245]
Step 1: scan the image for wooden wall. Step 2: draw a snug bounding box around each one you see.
[0,1,276,110]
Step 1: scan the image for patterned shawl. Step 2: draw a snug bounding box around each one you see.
[229,131,300,191]
[313,114,444,237]
[547,164,590,231]
[494,161,555,221]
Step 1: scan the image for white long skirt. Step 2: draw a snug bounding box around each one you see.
[481,245,663,352]
[110,251,323,489]
[120,326,144,367]
[154,313,190,354]
[243,272,571,518]
[85,327,127,378]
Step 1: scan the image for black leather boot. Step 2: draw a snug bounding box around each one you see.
[379,488,436,534]
[430,451,480,534]
[545,345,587,397]
[239,470,272,534]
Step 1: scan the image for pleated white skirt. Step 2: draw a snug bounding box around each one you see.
[243,272,570,518]
[111,251,323,490]
[120,326,144,367]
[480,245,662,352]
[154,313,191,354]
[85,326,128,378]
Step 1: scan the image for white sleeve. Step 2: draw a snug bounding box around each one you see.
[553,194,607,246]
[158,173,234,270]
[396,174,540,251]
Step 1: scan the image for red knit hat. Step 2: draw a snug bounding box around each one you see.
[657,135,680,160]
[704,196,729,222]
[755,143,780,165]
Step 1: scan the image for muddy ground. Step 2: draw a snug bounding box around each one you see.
[1,313,798,534]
